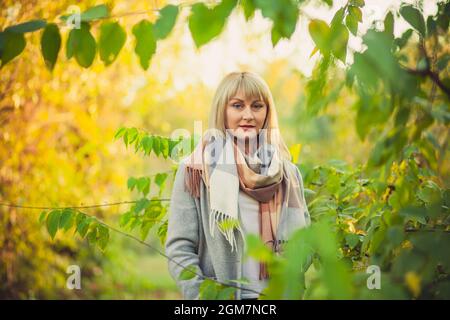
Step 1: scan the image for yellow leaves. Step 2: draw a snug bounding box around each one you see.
[399,160,408,172]
[390,160,408,179]
[405,271,421,298]
[346,219,366,235]
[382,187,392,202]
[347,220,356,233]
[289,143,302,164]
[401,240,413,249]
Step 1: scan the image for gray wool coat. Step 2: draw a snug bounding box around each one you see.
[165,159,311,300]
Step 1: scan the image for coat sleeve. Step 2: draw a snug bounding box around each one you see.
[165,161,204,300]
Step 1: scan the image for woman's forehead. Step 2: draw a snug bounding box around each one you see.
[229,90,263,102]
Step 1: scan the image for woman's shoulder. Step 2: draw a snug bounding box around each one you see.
[284,160,305,187]
[284,160,301,176]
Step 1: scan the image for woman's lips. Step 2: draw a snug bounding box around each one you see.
[239,125,255,131]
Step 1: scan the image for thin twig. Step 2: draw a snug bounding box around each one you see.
[94,216,265,297]
[0,198,265,296]
[404,67,450,99]
[0,199,169,210]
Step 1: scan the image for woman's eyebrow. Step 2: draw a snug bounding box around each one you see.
[230,98,263,103]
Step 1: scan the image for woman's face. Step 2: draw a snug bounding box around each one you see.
[225,91,268,141]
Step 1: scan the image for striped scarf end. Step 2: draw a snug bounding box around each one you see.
[184,166,202,198]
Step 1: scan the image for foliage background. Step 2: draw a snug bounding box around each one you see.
[0,0,448,299]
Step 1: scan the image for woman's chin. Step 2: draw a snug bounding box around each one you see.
[230,129,257,141]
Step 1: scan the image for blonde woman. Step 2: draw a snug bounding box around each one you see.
[165,71,311,300]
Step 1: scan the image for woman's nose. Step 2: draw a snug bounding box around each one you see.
[242,106,254,120]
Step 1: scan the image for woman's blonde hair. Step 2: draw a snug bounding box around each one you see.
[208,71,291,161]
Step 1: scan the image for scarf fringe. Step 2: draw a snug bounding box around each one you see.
[184,166,202,198]
[209,209,242,252]
[260,261,269,280]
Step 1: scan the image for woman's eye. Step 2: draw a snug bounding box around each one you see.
[252,104,264,109]
[232,103,242,108]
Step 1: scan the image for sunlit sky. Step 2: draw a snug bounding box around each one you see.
[149,0,439,94]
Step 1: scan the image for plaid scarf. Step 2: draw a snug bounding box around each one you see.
[183,131,303,280]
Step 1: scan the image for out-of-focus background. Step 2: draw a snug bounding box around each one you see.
[0,0,448,299]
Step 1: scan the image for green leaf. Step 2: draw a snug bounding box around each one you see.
[345,233,360,249]
[346,6,362,36]
[153,5,179,40]
[417,180,441,204]
[127,177,138,191]
[132,20,156,70]
[309,16,350,62]
[99,21,126,66]
[59,208,74,231]
[188,0,237,48]
[369,225,386,254]
[66,25,76,59]
[127,127,139,144]
[154,173,168,188]
[350,0,365,7]
[395,29,413,49]
[351,29,416,94]
[137,177,150,196]
[0,32,4,56]
[346,11,358,36]
[114,127,126,140]
[427,15,437,36]
[123,130,129,146]
[141,135,154,155]
[400,206,428,225]
[152,136,161,156]
[76,213,92,238]
[66,22,96,68]
[119,211,133,228]
[161,137,169,159]
[436,2,450,31]
[39,210,47,225]
[135,198,151,213]
[349,6,362,22]
[384,11,394,37]
[395,106,410,127]
[97,224,109,250]
[199,279,219,300]
[241,0,256,21]
[140,220,154,240]
[5,20,46,33]
[0,31,26,67]
[40,23,61,71]
[216,287,235,300]
[437,53,450,71]
[400,5,426,37]
[86,224,98,245]
[144,202,163,220]
[80,4,109,22]
[254,0,299,46]
[157,220,168,245]
[179,265,198,281]
[330,7,345,26]
[245,234,273,262]
[309,20,330,56]
[46,210,61,239]
[329,22,348,63]
[134,132,143,153]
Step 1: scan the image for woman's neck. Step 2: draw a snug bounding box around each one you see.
[235,136,258,155]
